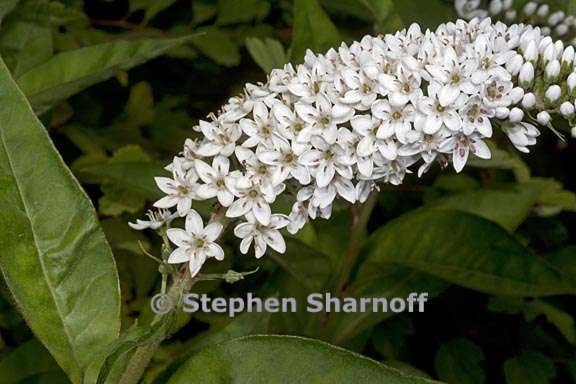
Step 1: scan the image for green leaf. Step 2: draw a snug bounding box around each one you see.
[190,28,240,67]
[0,0,53,77]
[434,339,486,384]
[290,0,340,62]
[215,0,270,25]
[0,56,120,383]
[0,0,19,24]
[327,266,448,345]
[167,335,439,383]
[357,209,576,297]
[490,297,576,344]
[393,0,456,30]
[16,34,195,114]
[245,37,288,73]
[130,0,178,22]
[271,237,332,292]
[430,183,544,231]
[0,339,63,383]
[503,352,556,384]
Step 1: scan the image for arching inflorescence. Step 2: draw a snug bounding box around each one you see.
[131,18,575,277]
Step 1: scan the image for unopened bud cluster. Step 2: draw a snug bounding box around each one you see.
[455,0,576,45]
[131,18,575,277]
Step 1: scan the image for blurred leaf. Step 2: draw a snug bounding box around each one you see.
[216,0,270,25]
[327,266,448,344]
[245,37,287,73]
[290,0,340,62]
[271,237,332,291]
[0,56,120,383]
[0,0,19,24]
[190,27,241,67]
[0,0,53,77]
[523,300,576,344]
[371,317,413,359]
[386,360,431,379]
[490,296,576,344]
[434,339,486,384]
[393,0,456,29]
[0,339,62,384]
[167,335,438,383]
[75,144,166,203]
[530,177,576,216]
[503,352,556,384]
[468,147,531,182]
[430,183,544,231]
[124,81,155,128]
[17,34,196,114]
[130,0,178,22]
[191,0,217,26]
[357,209,576,297]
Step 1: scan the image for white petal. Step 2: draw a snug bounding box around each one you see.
[194,160,216,183]
[167,247,189,264]
[185,210,204,235]
[205,243,225,260]
[226,198,252,218]
[204,222,223,241]
[253,200,271,225]
[167,228,190,248]
[265,230,286,253]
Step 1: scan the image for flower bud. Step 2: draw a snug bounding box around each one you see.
[562,46,575,64]
[543,44,556,62]
[522,93,536,109]
[519,62,534,86]
[523,41,538,61]
[489,0,502,15]
[510,87,525,104]
[505,10,517,21]
[545,60,560,79]
[506,54,524,75]
[556,24,569,37]
[568,73,576,91]
[537,111,551,125]
[545,85,561,103]
[572,127,576,138]
[524,2,537,16]
[560,102,575,117]
[509,107,524,123]
[548,11,565,27]
[539,37,553,53]
[537,4,549,18]
[495,107,510,119]
[502,0,512,10]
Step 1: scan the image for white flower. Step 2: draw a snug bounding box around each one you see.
[257,137,311,185]
[461,96,494,137]
[194,156,239,207]
[440,133,491,172]
[166,210,224,277]
[299,136,354,188]
[505,122,540,153]
[416,82,464,134]
[295,93,353,144]
[129,209,177,230]
[234,214,290,258]
[154,159,198,216]
[196,120,241,157]
[226,177,276,225]
[371,99,415,143]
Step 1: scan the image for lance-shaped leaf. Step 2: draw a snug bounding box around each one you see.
[167,335,440,383]
[0,56,120,383]
[16,34,195,114]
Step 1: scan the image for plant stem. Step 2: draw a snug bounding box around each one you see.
[333,193,378,294]
[119,270,195,384]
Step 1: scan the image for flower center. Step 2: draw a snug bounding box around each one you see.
[392,111,402,120]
